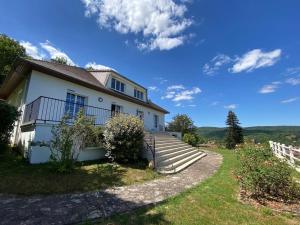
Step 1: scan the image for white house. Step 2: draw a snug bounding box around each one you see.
[0,58,169,163]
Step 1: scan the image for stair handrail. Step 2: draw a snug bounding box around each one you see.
[144,132,156,169]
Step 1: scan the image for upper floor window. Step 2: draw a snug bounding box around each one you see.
[134,89,144,100]
[111,78,125,93]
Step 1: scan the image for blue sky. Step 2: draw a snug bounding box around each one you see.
[1,0,299,127]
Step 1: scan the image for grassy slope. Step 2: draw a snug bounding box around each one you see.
[96,149,300,225]
[0,154,159,195]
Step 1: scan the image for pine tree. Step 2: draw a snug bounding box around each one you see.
[225,110,244,149]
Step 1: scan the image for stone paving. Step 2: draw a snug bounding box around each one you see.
[0,151,222,225]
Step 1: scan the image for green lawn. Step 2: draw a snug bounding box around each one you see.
[0,154,159,195]
[95,149,300,225]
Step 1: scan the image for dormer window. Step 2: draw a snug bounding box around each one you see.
[134,89,144,100]
[111,78,125,93]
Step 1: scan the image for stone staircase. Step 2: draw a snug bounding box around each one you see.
[145,133,207,174]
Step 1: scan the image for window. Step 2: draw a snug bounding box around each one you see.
[111,104,123,116]
[64,93,86,119]
[134,89,144,100]
[111,78,125,92]
[136,110,144,120]
[154,115,159,128]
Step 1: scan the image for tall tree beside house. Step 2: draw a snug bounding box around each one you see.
[167,114,195,135]
[225,110,244,149]
[0,34,26,84]
[51,56,69,65]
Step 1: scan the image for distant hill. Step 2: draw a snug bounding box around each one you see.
[197,126,300,146]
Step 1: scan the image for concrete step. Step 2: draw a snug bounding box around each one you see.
[156,145,194,156]
[157,147,198,163]
[156,142,189,151]
[155,139,185,145]
[158,149,200,167]
[158,152,207,174]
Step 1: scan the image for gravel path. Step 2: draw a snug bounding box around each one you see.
[0,151,222,225]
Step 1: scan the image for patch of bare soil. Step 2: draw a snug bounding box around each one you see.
[239,189,300,216]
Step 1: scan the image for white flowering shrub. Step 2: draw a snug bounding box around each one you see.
[104,114,144,163]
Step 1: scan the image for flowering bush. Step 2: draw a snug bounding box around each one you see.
[104,114,144,163]
[237,146,300,201]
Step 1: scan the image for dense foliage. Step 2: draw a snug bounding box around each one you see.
[0,101,20,152]
[196,126,300,146]
[51,56,69,65]
[167,114,195,135]
[237,146,300,201]
[183,133,205,147]
[0,34,26,84]
[50,111,102,173]
[104,114,144,163]
[225,111,244,149]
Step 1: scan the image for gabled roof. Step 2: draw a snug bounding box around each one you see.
[0,58,169,114]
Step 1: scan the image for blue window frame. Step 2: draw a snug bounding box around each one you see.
[64,93,86,119]
[134,89,144,100]
[111,78,125,93]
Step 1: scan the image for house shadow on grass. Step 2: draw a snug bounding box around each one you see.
[0,183,170,225]
[77,191,171,225]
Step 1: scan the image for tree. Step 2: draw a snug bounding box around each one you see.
[0,34,26,84]
[167,114,195,135]
[0,100,20,152]
[51,56,68,65]
[225,110,244,149]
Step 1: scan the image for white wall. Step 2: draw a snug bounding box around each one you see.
[26,70,165,131]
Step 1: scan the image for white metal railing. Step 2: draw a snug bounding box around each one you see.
[269,141,300,172]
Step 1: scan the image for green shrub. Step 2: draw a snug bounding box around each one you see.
[50,110,101,173]
[237,146,300,201]
[183,133,205,147]
[183,133,198,146]
[103,114,144,163]
[0,101,20,152]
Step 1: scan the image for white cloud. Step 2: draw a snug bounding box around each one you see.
[281,97,299,104]
[40,41,76,65]
[259,81,281,94]
[224,104,237,110]
[85,62,115,71]
[81,0,193,51]
[148,86,158,91]
[172,87,201,101]
[231,49,281,73]
[188,104,196,107]
[162,86,201,101]
[20,41,44,60]
[203,54,232,75]
[167,84,185,91]
[154,77,168,84]
[175,103,182,107]
[286,77,300,86]
[211,101,219,106]
[284,67,300,76]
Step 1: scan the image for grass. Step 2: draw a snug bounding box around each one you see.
[95,149,300,225]
[0,153,160,195]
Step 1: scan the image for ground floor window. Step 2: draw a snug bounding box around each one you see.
[111,103,123,116]
[154,114,159,128]
[64,92,86,118]
[136,110,144,120]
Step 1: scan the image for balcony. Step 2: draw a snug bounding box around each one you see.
[22,96,113,126]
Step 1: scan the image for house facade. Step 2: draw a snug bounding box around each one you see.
[0,58,169,163]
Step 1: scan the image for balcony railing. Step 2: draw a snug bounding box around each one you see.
[22,96,113,125]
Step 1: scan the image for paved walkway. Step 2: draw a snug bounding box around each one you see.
[0,151,222,225]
